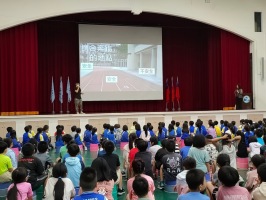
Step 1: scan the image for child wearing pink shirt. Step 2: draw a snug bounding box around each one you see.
[7,167,33,200]
[216,166,251,200]
[127,159,155,200]
[91,157,114,200]
[245,154,265,192]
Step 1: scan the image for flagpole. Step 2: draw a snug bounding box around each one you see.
[177,100,181,111]
[171,76,175,111]
[67,102,69,114]
[52,102,55,114]
[60,103,63,114]
[166,102,168,111]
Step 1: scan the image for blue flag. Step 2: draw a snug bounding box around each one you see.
[50,76,55,103]
[66,76,71,102]
[59,76,63,104]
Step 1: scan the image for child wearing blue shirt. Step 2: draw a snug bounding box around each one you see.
[180,137,193,160]
[74,167,106,200]
[168,124,176,137]
[178,169,209,200]
[158,126,166,141]
[6,127,13,138]
[181,123,190,140]
[83,124,92,143]
[135,124,142,138]
[107,126,116,144]
[176,122,182,137]
[102,123,110,139]
[189,121,195,134]
[120,125,129,142]
[91,127,99,144]
[35,128,44,143]
[10,130,21,150]
[149,125,155,137]
[74,128,83,145]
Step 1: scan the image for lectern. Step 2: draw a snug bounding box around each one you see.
[241,93,253,109]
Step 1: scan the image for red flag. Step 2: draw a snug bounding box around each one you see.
[176,76,180,101]
[171,76,175,101]
[165,78,170,103]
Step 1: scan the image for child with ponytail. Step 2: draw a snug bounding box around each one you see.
[7,167,33,200]
[127,159,155,200]
[44,163,75,200]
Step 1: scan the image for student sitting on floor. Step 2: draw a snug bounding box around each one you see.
[175,157,196,195]
[216,166,250,200]
[44,163,75,200]
[74,167,107,200]
[252,163,266,200]
[0,141,13,183]
[178,169,210,200]
[6,167,33,200]
[245,154,265,193]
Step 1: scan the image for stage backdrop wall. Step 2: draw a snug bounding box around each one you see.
[0,12,252,115]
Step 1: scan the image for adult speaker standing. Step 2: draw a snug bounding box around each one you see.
[75,83,84,114]
[234,84,243,110]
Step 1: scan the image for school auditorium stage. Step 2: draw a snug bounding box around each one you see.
[0,109,266,139]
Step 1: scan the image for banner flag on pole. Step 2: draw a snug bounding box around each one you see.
[50,76,55,103]
[165,78,170,103]
[59,76,63,104]
[176,76,180,101]
[171,76,175,101]
[66,76,71,103]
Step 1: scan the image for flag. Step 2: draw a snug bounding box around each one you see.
[50,76,55,103]
[165,78,170,103]
[59,76,63,104]
[171,76,175,102]
[176,76,180,101]
[66,76,71,102]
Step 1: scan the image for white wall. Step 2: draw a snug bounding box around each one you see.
[0,0,266,108]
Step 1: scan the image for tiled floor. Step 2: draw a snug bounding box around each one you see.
[49,147,179,200]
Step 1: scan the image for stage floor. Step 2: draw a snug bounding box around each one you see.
[0,109,265,138]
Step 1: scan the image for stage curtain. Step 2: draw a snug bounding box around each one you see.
[0,23,38,115]
[220,30,251,107]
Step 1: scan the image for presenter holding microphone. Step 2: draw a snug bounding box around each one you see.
[234,84,243,110]
[75,83,84,114]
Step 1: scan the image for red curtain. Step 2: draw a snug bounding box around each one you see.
[220,30,251,107]
[0,23,38,115]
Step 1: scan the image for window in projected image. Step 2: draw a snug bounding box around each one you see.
[79,25,163,101]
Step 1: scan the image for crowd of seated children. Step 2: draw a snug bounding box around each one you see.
[44,163,75,200]
[127,159,155,200]
[4,118,266,200]
[91,157,114,200]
